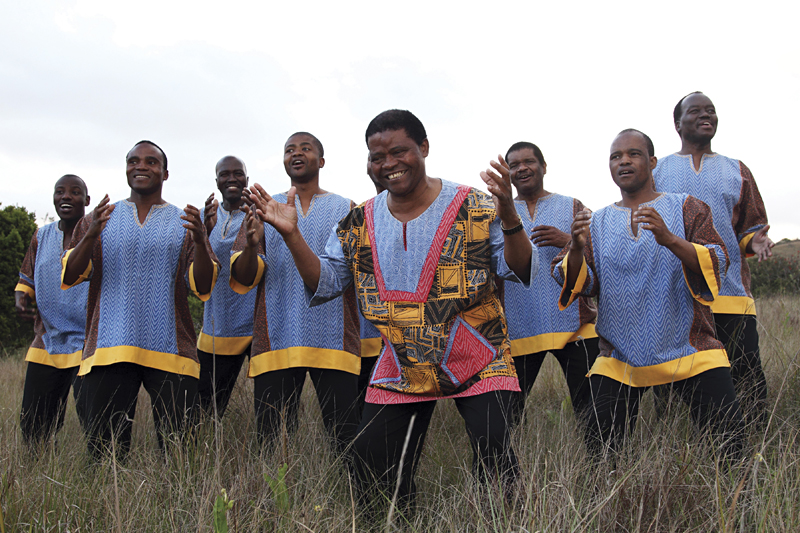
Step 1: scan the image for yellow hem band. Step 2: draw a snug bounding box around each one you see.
[197,332,252,355]
[248,347,360,377]
[588,349,730,388]
[78,346,200,378]
[189,261,219,302]
[25,347,82,369]
[711,296,756,316]
[15,283,35,298]
[361,337,383,358]
[510,323,598,356]
[229,252,265,294]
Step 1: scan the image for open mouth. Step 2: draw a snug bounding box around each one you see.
[59,203,74,210]
[618,169,634,177]
[291,160,305,169]
[386,170,406,181]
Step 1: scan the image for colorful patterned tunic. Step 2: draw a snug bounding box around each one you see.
[62,201,218,378]
[230,192,361,377]
[553,193,729,387]
[312,180,534,404]
[654,153,768,315]
[360,315,383,358]
[197,206,256,355]
[16,222,88,368]
[501,194,597,356]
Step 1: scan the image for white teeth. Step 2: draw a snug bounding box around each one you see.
[387,171,405,180]
[60,204,73,208]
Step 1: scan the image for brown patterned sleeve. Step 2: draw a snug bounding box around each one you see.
[683,196,728,301]
[16,230,39,294]
[552,228,598,304]
[732,161,768,243]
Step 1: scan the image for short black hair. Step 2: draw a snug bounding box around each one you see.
[505,142,546,167]
[617,129,655,158]
[365,110,427,146]
[56,174,88,195]
[673,91,704,125]
[131,140,168,171]
[287,132,324,158]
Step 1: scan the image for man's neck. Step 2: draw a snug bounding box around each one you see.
[58,217,81,249]
[387,176,441,224]
[128,190,166,223]
[678,138,714,171]
[516,187,550,204]
[221,199,244,212]
[618,185,659,210]
[291,176,324,215]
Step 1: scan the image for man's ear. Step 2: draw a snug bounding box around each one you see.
[85,195,91,207]
[420,139,429,158]
[650,156,658,171]
[319,157,325,169]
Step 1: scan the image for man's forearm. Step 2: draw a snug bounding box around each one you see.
[192,243,215,295]
[231,245,260,288]
[665,237,701,275]
[283,230,321,293]
[63,236,95,286]
[503,231,532,281]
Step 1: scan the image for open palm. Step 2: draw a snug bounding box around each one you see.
[249,183,298,237]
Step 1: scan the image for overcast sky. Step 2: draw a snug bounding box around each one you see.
[2,0,798,240]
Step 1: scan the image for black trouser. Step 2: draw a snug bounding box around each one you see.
[587,367,744,462]
[253,367,360,456]
[20,362,86,448]
[197,347,248,419]
[510,337,600,431]
[356,355,379,416]
[715,313,767,426]
[352,390,519,512]
[82,363,197,459]
[654,313,767,428]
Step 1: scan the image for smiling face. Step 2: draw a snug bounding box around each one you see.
[367,129,429,198]
[609,131,657,195]
[53,175,89,223]
[215,156,248,209]
[283,134,324,183]
[126,143,168,196]
[676,93,718,145]
[507,147,546,197]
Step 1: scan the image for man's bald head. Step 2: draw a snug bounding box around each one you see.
[215,155,249,211]
[216,155,247,176]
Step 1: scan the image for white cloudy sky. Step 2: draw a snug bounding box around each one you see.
[2,0,798,240]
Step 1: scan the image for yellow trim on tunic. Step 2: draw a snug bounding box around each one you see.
[588,348,730,388]
[189,261,219,302]
[360,337,383,358]
[711,296,757,316]
[739,232,755,256]
[15,283,35,298]
[25,347,82,369]
[60,249,92,289]
[248,347,360,377]
[557,252,589,311]
[682,243,719,306]
[229,252,265,294]
[511,323,597,356]
[78,346,200,378]
[197,332,252,355]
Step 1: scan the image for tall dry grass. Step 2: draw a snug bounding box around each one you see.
[1,294,799,531]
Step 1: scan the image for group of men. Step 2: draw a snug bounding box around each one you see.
[16,91,771,512]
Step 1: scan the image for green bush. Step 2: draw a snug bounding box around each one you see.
[0,204,38,354]
[188,292,204,333]
[749,253,800,297]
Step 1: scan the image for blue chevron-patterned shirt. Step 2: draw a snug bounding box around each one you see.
[654,153,768,316]
[554,193,730,387]
[231,192,361,377]
[16,222,88,368]
[198,206,255,355]
[502,194,597,356]
[64,200,217,378]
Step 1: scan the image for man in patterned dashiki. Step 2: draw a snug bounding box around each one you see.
[501,141,599,440]
[16,174,90,449]
[62,140,218,459]
[195,156,255,419]
[230,132,361,455]
[554,129,744,461]
[245,110,536,510]
[653,92,773,428]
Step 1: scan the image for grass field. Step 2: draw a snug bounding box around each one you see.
[1,294,799,532]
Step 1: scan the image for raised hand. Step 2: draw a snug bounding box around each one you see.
[203,192,218,235]
[182,204,206,244]
[480,155,519,228]
[243,205,264,249]
[85,195,115,239]
[635,206,675,247]
[570,208,592,252]
[531,225,570,248]
[749,224,775,262]
[248,183,298,238]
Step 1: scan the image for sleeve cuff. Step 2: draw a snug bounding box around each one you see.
[61,248,92,289]
[189,260,219,302]
[228,251,265,295]
[557,251,589,311]
[684,243,719,305]
[739,232,755,257]
[15,282,35,298]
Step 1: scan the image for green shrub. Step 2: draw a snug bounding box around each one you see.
[0,204,37,354]
[748,253,800,297]
[188,292,204,333]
